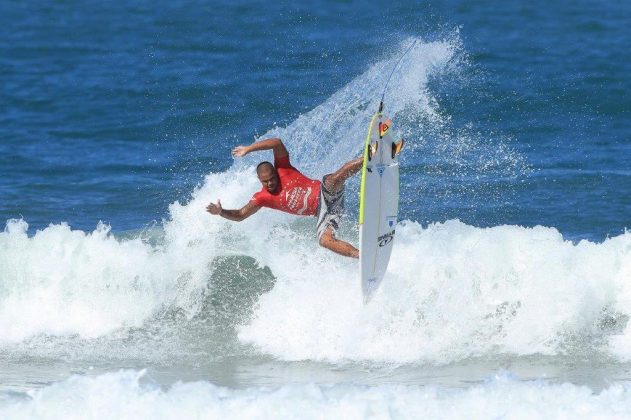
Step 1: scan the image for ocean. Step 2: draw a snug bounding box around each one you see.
[1,0,630,418]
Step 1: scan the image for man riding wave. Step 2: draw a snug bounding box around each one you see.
[206,138,362,258]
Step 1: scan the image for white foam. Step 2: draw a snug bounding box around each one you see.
[2,370,631,419]
[0,169,273,344]
[239,220,631,363]
[0,219,169,342]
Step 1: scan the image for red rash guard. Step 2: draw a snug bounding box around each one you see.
[251,155,321,216]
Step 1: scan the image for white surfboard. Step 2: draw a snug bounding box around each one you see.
[359,111,402,302]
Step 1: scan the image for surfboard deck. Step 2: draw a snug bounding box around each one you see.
[359,112,401,303]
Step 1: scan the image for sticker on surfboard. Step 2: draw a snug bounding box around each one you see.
[378,119,391,138]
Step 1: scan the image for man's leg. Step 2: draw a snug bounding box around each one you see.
[319,226,359,259]
[324,157,363,192]
[317,156,363,258]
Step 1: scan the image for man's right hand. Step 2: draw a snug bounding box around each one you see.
[232,145,250,158]
[206,200,222,215]
[231,138,288,161]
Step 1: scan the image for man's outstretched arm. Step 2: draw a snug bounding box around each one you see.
[232,138,288,160]
[206,199,260,222]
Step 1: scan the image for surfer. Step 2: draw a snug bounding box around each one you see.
[206,138,363,258]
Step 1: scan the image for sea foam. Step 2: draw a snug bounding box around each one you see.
[1,370,630,420]
[239,220,631,363]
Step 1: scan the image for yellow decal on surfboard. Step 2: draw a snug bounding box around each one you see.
[359,112,380,225]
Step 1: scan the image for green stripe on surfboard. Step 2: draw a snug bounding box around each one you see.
[359,112,380,225]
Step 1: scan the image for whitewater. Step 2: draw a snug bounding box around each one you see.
[2,35,631,418]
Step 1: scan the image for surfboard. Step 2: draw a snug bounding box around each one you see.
[359,111,402,302]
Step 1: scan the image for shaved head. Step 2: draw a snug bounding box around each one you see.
[256,161,274,175]
[256,161,279,193]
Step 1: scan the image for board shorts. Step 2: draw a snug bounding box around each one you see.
[316,175,345,240]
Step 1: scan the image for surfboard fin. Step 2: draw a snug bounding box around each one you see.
[391,139,404,158]
[368,142,378,161]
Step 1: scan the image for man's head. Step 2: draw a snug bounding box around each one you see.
[256,161,279,193]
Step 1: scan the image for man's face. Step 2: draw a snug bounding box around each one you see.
[257,167,279,193]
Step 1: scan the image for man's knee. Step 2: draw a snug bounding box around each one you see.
[323,173,337,192]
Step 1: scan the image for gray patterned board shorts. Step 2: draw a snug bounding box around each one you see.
[316,175,345,239]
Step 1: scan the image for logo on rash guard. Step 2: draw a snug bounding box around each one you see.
[285,187,312,214]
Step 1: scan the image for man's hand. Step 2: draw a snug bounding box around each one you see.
[232,145,250,158]
[206,200,260,222]
[231,138,288,161]
[206,200,222,215]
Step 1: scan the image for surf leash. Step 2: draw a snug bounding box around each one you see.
[379,39,417,113]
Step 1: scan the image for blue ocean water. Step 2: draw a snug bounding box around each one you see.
[2,1,628,238]
[1,1,631,418]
